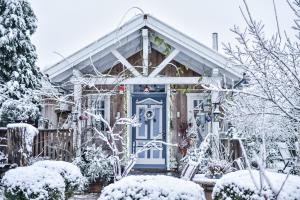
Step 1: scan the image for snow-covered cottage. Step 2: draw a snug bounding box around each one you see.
[42,15,243,170]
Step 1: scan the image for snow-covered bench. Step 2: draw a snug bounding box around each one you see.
[180,160,199,181]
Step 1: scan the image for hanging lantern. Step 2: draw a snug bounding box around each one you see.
[144,85,150,93]
[213,104,221,122]
[79,114,88,121]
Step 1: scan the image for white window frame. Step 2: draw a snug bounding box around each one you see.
[186,93,209,123]
[88,94,111,128]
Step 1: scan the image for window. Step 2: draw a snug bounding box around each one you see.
[133,84,165,93]
[90,95,110,131]
[186,93,210,122]
[186,93,210,146]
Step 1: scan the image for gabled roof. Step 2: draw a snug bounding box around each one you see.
[44,14,243,83]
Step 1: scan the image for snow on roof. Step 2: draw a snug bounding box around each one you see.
[44,14,243,83]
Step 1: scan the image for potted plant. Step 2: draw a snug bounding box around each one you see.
[73,145,114,193]
[205,159,233,179]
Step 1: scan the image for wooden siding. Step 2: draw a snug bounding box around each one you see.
[81,48,207,165]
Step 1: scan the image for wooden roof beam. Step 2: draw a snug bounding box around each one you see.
[149,49,180,77]
[111,49,141,77]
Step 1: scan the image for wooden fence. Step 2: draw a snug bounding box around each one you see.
[0,127,74,164]
[32,129,74,162]
[0,128,8,163]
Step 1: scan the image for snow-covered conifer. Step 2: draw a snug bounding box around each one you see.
[0,0,42,125]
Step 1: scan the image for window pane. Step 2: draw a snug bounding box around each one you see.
[152,107,161,137]
[153,150,160,159]
[138,108,146,137]
[193,100,197,108]
[137,151,146,158]
[91,96,106,131]
[133,84,165,92]
[100,100,105,109]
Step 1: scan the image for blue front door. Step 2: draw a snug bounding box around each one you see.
[132,93,167,169]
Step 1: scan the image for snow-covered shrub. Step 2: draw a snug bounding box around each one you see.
[213,170,300,200]
[33,160,86,198]
[0,99,40,125]
[242,135,296,169]
[73,144,114,185]
[1,166,65,200]
[99,175,205,200]
[205,159,233,178]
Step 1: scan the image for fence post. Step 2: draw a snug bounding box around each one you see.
[0,128,8,164]
[7,123,38,166]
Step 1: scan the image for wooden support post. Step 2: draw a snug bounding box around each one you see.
[142,28,149,76]
[211,68,222,160]
[73,70,82,156]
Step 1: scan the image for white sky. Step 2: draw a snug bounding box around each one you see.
[28,0,295,69]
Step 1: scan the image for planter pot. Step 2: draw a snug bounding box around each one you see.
[205,174,223,179]
[89,179,103,193]
[213,174,223,179]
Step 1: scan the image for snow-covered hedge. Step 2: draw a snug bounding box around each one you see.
[99,175,205,200]
[1,166,65,200]
[33,160,86,198]
[213,170,300,200]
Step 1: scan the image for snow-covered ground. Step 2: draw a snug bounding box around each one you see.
[69,193,100,200]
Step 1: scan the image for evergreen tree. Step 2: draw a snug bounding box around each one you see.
[0,0,42,125]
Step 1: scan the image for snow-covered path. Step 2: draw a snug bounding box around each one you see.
[69,193,100,200]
